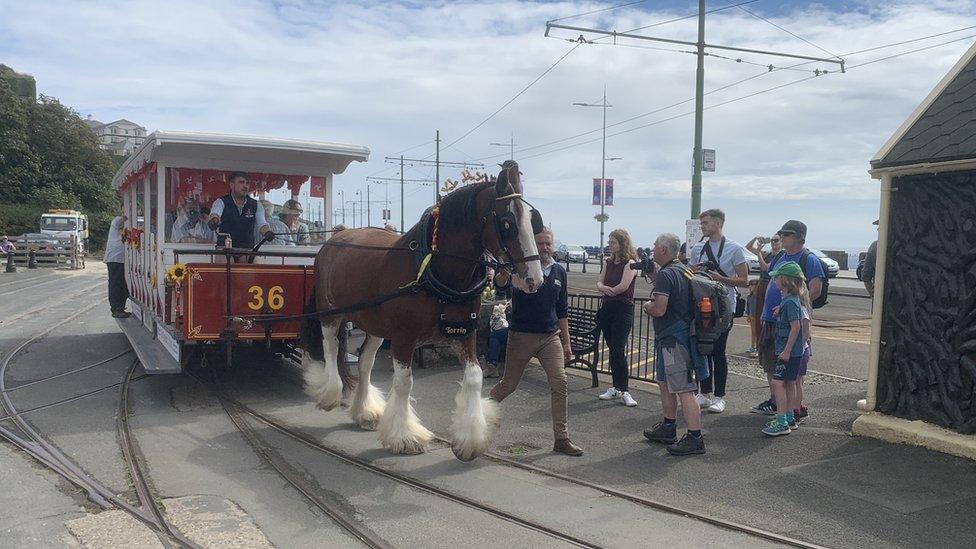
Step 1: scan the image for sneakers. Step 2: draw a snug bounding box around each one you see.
[695,393,712,408]
[599,387,622,400]
[796,406,808,423]
[667,433,706,456]
[482,363,499,379]
[643,421,677,444]
[762,417,792,436]
[751,397,777,416]
[707,396,726,413]
[747,347,759,358]
[621,392,638,407]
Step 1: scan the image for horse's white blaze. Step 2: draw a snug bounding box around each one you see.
[303,323,343,411]
[450,361,500,461]
[349,335,386,430]
[377,361,432,454]
[512,201,543,291]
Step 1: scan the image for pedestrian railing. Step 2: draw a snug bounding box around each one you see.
[566,293,656,384]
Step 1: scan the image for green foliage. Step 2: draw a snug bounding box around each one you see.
[0,75,119,250]
[594,213,610,223]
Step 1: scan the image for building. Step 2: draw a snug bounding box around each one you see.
[85,117,147,156]
[855,41,976,460]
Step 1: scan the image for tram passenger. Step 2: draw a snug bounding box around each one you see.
[207,171,274,252]
[105,213,131,318]
[260,200,289,245]
[170,197,216,244]
[275,199,310,245]
[489,227,584,457]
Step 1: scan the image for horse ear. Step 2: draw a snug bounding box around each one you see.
[495,169,508,195]
[507,162,521,193]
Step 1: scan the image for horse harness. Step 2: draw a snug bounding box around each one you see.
[251,185,545,334]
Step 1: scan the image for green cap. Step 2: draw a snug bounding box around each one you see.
[770,260,804,279]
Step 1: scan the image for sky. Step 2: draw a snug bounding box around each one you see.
[2,0,975,251]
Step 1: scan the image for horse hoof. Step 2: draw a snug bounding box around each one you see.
[452,446,480,462]
[357,417,379,431]
[316,400,341,412]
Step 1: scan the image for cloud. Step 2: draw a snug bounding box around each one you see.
[1,0,973,249]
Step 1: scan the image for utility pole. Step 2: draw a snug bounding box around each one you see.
[367,170,434,232]
[546,11,844,218]
[366,182,370,227]
[338,189,345,225]
[385,154,482,204]
[435,130,440,203]
[490,133,517,160]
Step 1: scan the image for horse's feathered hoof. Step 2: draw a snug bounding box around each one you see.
[451,445,480,462]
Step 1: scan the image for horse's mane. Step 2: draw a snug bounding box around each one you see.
[398,180,494,247]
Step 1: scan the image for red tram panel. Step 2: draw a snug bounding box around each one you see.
[183,264,315,341]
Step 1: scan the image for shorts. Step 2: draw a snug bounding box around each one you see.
[655,337,698,394]
[773,356,803,381]
[799,345,811,377]
[758,321,777,373]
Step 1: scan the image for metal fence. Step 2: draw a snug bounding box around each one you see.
[566,293,656,383]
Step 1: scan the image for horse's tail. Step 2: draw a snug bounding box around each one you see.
[302,287,324,361]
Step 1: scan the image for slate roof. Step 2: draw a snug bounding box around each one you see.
[873,45,976,169]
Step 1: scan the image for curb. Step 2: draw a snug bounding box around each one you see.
[852,412,976,461]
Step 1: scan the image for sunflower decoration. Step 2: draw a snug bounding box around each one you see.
[166,263,188,285]
[481,284,495,302]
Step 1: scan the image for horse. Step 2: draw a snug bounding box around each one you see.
[301,162,544,461]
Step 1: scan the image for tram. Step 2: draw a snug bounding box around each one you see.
[112,131,369,373]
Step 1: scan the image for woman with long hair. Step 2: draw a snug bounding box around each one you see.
[596,229,639,406]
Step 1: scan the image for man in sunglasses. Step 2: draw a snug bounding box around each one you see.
[751,220,825,417]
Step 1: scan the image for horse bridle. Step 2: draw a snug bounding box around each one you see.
[484,190,544,268]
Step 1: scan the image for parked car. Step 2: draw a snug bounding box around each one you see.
[554,244,588,263]
[808,248,840,278]
[743,249,761,274]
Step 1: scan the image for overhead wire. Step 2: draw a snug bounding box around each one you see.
[514,32,976,162]
[725,0,842,60]
[471,25,976,163]
[548,0,651,23]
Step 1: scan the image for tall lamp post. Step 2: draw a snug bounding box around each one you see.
[489,134,517,161]
[574,87,612,266]
[338,189,345,225]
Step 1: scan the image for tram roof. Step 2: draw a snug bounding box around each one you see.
[112,131,370,189]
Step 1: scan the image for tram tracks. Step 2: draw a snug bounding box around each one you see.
[200,373,601,549]
[0,296,199,548]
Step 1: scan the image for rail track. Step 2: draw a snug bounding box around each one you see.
[0,297,199,548]
[200,370,602,549]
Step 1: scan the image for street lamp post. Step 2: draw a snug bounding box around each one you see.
[489,133,517,160]
[338,189,345,225]
[574,86,612,267]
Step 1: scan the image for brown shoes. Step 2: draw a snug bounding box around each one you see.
[553,438,583,456]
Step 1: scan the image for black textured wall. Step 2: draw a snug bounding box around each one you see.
[879,170,976,434]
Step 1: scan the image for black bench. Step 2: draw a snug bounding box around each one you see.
[566,305,601,387]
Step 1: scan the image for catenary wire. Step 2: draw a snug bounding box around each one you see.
[515,33,976,161]
[725,0,842,59]
[548,0,651,24]
[470,27,976,163]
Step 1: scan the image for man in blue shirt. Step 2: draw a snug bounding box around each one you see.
[489,228,582,456]
[752,220,825,415]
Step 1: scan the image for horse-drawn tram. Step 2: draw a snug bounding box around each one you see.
[112,131,369,374]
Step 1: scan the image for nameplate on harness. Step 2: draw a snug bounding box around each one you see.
[439,313,478,339]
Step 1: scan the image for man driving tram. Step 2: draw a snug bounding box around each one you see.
[207,171,274,257]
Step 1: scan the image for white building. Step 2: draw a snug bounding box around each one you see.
[85,117,147,156]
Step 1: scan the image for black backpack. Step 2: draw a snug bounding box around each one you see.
[771,249,830,309]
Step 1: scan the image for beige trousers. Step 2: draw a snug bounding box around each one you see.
[489,330,568,440]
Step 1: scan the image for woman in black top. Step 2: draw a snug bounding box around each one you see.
[596,229,639,406]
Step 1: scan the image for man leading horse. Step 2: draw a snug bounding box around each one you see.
[302,162,544,461]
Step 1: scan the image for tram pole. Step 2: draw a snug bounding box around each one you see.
[690,0,705,218]
[400,155,405,233]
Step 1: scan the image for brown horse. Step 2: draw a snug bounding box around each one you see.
[302,163,543,460]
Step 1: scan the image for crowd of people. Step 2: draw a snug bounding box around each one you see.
[481,209,828,457]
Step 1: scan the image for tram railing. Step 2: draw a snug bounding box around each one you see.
[565,293,656,384]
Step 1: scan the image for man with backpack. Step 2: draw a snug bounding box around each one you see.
[642,233,711,456]
[751,220,827,417]
[689,208,748,413]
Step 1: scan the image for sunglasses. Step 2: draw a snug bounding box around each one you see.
[777,232,795,238]
[770,238,780,243]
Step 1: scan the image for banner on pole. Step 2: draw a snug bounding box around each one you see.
[310,176,326,198]
[592,178,602,206]
[604,179,614,206]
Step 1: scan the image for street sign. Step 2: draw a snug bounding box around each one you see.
[686,219,703,250]
[703,149,716,172]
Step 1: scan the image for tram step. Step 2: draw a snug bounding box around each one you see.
[116,316,181,374]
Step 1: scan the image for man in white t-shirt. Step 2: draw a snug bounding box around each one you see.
[689,208,748,413]
[104,213,131,318]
